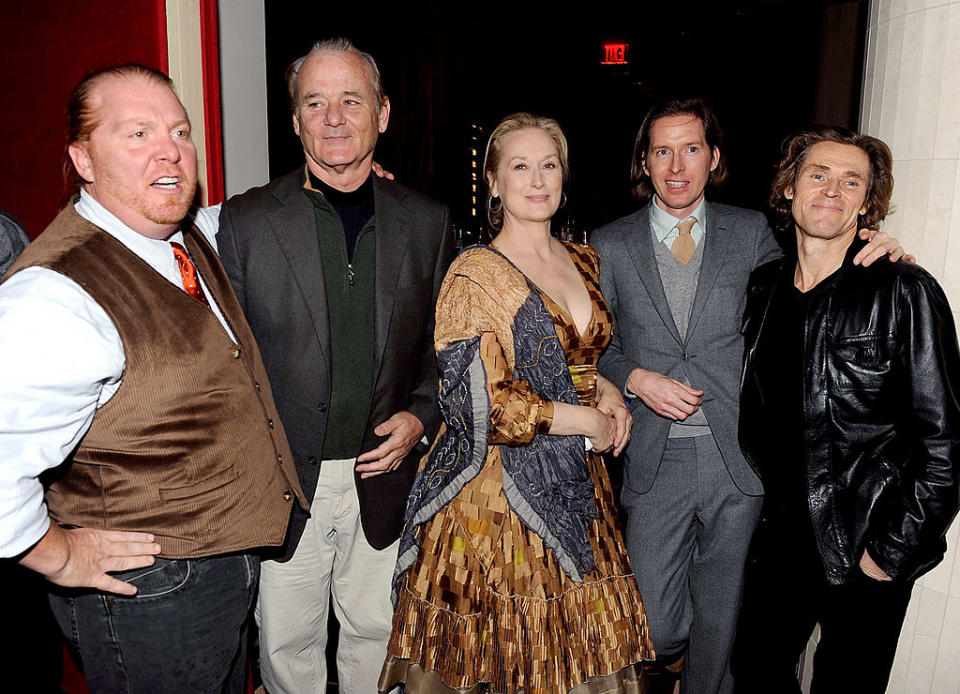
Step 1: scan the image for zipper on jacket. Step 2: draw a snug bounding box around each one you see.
[344,221,373,288]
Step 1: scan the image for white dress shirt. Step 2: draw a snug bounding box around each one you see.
[0,192,230,557]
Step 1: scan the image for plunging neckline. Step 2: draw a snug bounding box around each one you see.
[484,242,597,339]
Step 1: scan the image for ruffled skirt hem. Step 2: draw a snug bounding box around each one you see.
[382,571,654,694]
[379,658,649,694]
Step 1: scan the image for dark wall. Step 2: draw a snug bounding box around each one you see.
[263,1,867,231]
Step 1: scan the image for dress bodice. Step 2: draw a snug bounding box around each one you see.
[536,243,613,406]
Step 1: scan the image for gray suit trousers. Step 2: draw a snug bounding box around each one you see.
[621,436,762,694]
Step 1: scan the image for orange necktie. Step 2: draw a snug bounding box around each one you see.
[671,218,697,265]
[170,241,210,307]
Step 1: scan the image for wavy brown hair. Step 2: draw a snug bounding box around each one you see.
[629,98,727,200]
[770,127,894,232]
[482,113,570,231]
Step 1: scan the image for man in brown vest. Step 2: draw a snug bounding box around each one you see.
[0,64,306,693]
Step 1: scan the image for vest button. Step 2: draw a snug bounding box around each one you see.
[317,402,327,413]
[277,454,283,463]
[232,348,242,359]
[282,491,292,502]
[308,456,318,466]
[254,382,261,391]
[268,419,275,429]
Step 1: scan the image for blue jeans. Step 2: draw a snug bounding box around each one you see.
[49,553,258,694]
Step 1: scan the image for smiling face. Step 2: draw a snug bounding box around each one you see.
[292,50,389,183]
[642,113,720,219]
[786,141,870,245]
[488,127,564,228]
[68,74,197,240]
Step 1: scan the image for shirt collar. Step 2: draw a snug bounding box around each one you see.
[649,196,708,243]
[75,189,186,250]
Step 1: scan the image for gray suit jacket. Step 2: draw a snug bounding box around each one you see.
[594,200,780,496]
[217,168,454,556]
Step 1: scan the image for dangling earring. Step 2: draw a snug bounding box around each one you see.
[486,196,502,229]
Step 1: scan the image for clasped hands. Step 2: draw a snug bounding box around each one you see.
[593,375,632,456]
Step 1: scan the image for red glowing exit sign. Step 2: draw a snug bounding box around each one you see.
[601,43,628,65]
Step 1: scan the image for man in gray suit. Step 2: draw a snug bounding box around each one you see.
[216,38,453,694]
[594,99,901,694]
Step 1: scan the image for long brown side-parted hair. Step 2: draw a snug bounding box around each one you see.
[64,63,174,192]
[629,98,728,201]
[770,126,894,233]
[482,113,570,231]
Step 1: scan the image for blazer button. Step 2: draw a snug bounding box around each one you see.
[232,347,242,359]
[282,491,292,502]
[318,402,327,413]
[308,456,319,466]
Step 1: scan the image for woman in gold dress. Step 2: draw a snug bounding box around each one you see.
[379,114,654,694]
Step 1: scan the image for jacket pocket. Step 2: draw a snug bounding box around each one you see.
[828,334,893,392]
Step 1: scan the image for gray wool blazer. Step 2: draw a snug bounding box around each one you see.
[594,200,781,496]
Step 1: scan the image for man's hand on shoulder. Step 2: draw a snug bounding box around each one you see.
[627,367,703,421]
[20,524,161,596]
[371,162,395,181]
[356,410,424,478]
[854,228,916,266]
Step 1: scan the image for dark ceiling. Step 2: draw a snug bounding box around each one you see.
[263,0,867,229]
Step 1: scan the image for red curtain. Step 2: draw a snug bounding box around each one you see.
[0,1,168,238]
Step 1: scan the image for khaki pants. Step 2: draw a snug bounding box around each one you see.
[257,458,399,694]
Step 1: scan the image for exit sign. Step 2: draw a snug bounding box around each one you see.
[601,43,628,64]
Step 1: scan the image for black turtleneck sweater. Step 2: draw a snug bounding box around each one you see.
[307,170,374,263]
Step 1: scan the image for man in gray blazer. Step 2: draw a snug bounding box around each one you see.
[594,99,900,694]
[216,38,453,694]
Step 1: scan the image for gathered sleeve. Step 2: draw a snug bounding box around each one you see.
[434,267,554,447]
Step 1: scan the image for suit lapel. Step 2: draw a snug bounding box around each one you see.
[267,172,331,372]
[686,200,732,340]
[622,204,683,346]
[372,178,413,375]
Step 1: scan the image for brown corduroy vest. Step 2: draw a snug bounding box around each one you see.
[6,205,308,558]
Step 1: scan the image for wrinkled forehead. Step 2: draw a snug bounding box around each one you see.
[296,51,375,100]
[799,141,872,181]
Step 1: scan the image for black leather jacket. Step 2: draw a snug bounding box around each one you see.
[740,240,960,584]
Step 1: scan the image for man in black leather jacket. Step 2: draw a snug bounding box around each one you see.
[732,127,960,694]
